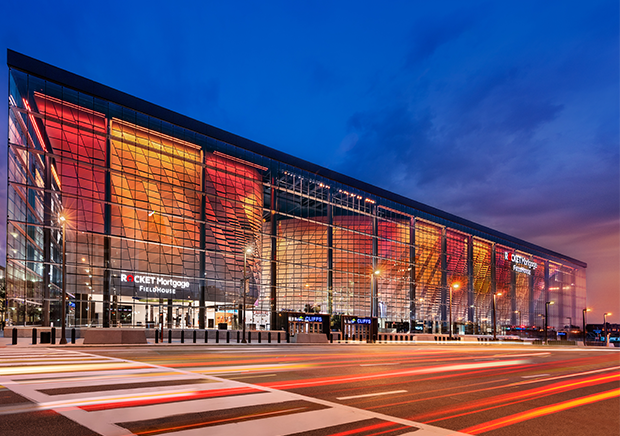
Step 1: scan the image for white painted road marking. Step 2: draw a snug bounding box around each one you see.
[337,390,408,400]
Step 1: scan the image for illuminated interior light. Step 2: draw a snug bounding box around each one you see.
[51,165,62,189]
[34,91,105,119]
[213,151,268,171]
[23,99,48,152]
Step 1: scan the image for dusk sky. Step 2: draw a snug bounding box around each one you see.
[1,1,618,323]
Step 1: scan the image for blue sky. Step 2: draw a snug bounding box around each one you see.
[1,0,618,322]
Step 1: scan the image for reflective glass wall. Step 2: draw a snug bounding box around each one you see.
[5,67,587,334]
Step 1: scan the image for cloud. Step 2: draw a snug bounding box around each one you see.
[406,7,480,66]
[334,2,619,253]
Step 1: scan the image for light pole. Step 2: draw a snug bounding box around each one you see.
[371,270,380,318]
[449,283,459,339]
[582,308,591,345]
[566,316,572,340]
[242,247,252,343]
[544,301,554,344]
[59,214,67,345]
[514,310,522,338]
[492,292,502,340]
[604,312,612,346]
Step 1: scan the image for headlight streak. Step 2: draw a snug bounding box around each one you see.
[364,365,620,411]
[11,371,180,385]
[0,386,263,415]
[0,359,120,368]
[0,362,149,376]
[513,365,620,386]
[192,363,313,375]
[328,361,543,396]
[155,351,500,376]
[363,378,511,410]
[327,421,406,436]
[459,388,620,435]
[153,350,458,369]
[259,359,529,390]
[407,371,620,423]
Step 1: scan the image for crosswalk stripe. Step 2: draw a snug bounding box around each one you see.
[0,348,471,436]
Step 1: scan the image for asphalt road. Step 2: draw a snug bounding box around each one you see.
[1,343,618,435]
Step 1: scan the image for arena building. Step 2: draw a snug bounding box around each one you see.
[4,50,587,337]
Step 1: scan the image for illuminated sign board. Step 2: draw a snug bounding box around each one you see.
[345,317,372,325]
[289,315,324,323]
[120,273,190,295]
[504,252,538,276]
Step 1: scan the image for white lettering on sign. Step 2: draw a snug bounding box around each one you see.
[139,285,176,294]
[121,273,190,294]
[505,252,538,275]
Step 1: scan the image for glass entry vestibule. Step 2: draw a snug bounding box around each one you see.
[341,316,378,341]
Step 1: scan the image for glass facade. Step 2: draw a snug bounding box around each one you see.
[4,53,587,335]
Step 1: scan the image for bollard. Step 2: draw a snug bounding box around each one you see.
[258,332,261,343]
[71,328,76,344]
[12,328,17,345]
[278,332,281,343]
[330,333,333,343]
[226,331,230,343]
[205,329,208,343]
[237,331,240,343]
[155,329,159,343]
[193,330,197,343]
[216,330,219,343]
[286,331,290,343]
[248,331,252,343]
[268,332,271,343]
[181,330,185,343]
[168,329,172,343]
[32,328,37,345]
[345,334,348,343]
[51,327,56,344]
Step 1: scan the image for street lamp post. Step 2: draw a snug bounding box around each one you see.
[492,292,502,340]
[242,247,252,344]
[544,301,554,344]
[449,283,459,340]
[59,214,67,345]
[603,312,612,346]
[514,310,522,338]
[371,270,380,318]
[582,308,590,345]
